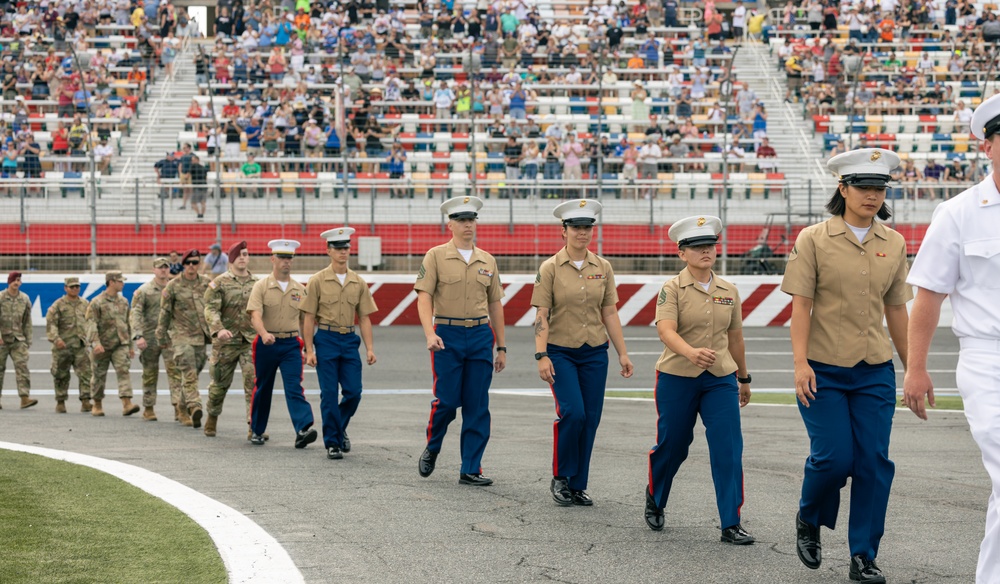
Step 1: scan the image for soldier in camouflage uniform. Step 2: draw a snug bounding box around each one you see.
[46,276,92,413]
[0,272,36,410]
[156,249,212,429]
[203,241,258,438]
[85,271,139,417]
[130,257,184,421]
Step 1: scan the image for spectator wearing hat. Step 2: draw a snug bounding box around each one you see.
[1,272,36,409]
[130,257,184,422]
[94,136,114,174]
[783,148,911,583]
[644,215,753,544]
[301,228,378,460]
[47,276,93,414]
[246,239,318,448]
[203,240,259,439]
[415,196,507,486]
[156,249,213,429]
[532,199,633,507]
[203,243,230,276]
[85,271,138,418]
[904,91,1000,584]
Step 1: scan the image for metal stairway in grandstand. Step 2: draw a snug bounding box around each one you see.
[730,39,835,214]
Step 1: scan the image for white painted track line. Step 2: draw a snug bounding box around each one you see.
[0,441,304,584]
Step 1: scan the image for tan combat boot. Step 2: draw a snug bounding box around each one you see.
[204,414,218,437]
[142,406,157,421]
[20,396,38,409]
[121,397,140,416]
[177,405,193,426]
[189,406,203,429]
[81,398,92,413]
[174,403,181,422]
[91,399,105,417]
[55,400,67,413]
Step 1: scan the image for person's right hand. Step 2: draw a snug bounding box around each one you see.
[426,334,445,352]
[794,362,818,407]
[93,343,105,356]
[903,368,936,421]
[261,333,276,345]
[686,347,716,369]
[537,356,555,384]
[136,338,147,351]
[55,339,67,350]
[217,329,233,341]
[305,351,317,367]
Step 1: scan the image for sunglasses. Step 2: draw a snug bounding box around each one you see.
[184,260,201,265]
[67,284,81,288]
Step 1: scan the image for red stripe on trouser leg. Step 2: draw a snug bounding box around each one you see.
[648,371,659,497]
[249,335,259,423]
[425,332,438,443]
[549,381,559,476]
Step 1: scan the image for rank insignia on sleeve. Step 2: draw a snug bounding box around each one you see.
[788,245,798,261]
[478,268,494,277]
[586,274,605,280]
[534,270,541,284]
[713,296,734,306]
[875,252,886,257]
[417,265,426,280]
[656,288,668,306]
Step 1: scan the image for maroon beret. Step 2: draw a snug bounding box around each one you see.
[181,249,201,263]
[8,271,22,284]
[227,240,247,260]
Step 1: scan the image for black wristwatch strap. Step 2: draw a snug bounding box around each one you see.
[496,346,507,352]
[737,374,752,384]
[534,352,548,361]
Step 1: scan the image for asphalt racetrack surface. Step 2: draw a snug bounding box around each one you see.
[0,326,986,583]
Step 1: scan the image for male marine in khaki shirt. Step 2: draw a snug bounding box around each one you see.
[302,227,378,460]
[415,196,507,487]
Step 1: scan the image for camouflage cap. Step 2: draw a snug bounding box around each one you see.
[105,271,126,282]
[64,277,80,286]
[152,257,170,268]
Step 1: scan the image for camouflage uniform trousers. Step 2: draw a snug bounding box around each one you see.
[173,343,207,411]
[0,340,31,397]
[207,341,255,421]
[139,341,184,409]
[51,340,92,402]
[91,344,133,401]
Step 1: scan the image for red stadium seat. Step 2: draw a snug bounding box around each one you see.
[398,132,416,151]
[813,115,830,133]
[452,132,470,151]
[298,172,318,197]
[432,151,450,173]
[919,115,938,133]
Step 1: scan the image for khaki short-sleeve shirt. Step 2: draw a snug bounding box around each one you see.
[781,215,912,367]
[301,266,378,326]
[530,248,619,349]
[413,241,504,318]
[247,275,307,333]
[654,268,742,377]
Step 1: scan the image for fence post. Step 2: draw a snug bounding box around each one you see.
[160,188,166,233]
[807,179,813,219]
[19,184,26,234]
[648,187,654,234]
[508,187,514,234]
[370,185,376,233]
[134,178,140,234]
[301,180,307,234]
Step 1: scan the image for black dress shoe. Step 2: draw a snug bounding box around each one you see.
[720,524,755,545]
[294,427,318,449]
[418,448,437,477]
[326,446,343,460]
[342,431,351,453]
[551,477,573,506]
[571,489,593,506]
[796,512,822,569]
[459,473,494,486]
[849,555,886,583]
[644,491,664,531]
[249,433,265,446]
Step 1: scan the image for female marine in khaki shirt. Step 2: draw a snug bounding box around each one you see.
[531,199,634,508]
[782,148,911,584]
[643,215,754,546]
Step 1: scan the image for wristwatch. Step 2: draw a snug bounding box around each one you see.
[737,374,752,384]
[133,334,143,341]
[496,346,507,352]
[534,352,548,361]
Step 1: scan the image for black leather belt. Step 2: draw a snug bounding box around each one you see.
[318,324,355,334]
[268,331,300,339]
[433,316,489,327]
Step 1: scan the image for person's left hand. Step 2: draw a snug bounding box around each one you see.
[494,350,506,373]
[619,354,634,378]
[366,350,377,366]
[738,382,751,407]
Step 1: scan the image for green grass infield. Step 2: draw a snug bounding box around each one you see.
[606,390,965,411]
[0,451,227,584]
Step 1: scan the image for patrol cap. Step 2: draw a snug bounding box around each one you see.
[64,277,80,286]
[827,148,900,187]
[152,257,170,268]
[268,239,301,257]
[105,270,126,282]
[971,92,1000,140]
[668,215,724,248]
[440,196,484,220]
[321,227,355,249]
[7,271,21,284]
[553,198,603,226]
[227,240,247,259]
[210,243,222,251]
[181,249,201,263]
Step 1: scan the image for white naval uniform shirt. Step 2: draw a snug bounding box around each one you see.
[907,173,1000,340]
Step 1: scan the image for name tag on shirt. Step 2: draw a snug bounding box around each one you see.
[587,274,606,280]
[713,296,734,306]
